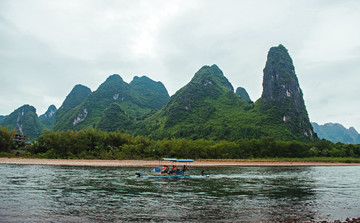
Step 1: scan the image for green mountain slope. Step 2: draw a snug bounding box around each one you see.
[54,74,170,131]
[0,105,44,139]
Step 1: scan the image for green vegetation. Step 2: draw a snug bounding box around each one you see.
[0,126,16,152]
[20,128,360,160]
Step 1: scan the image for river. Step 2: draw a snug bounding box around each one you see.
[0,164,359,222]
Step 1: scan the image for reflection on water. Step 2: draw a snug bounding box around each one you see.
[0,165,359,222]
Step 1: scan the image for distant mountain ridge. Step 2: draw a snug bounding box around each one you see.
[312,122,360,144]
[1,44,323,142]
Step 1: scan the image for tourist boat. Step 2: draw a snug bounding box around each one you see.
[135,158,209,178]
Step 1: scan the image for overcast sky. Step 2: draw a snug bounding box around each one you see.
[1,0,359,131]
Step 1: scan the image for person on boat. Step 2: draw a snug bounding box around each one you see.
[182,165,188,172]
[161,165,169,174]
[170,165,178,174]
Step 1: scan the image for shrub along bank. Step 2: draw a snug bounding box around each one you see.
[23,128,360,160]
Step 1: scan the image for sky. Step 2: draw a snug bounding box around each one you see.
[1,0,359,131]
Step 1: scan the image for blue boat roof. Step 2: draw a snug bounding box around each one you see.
[163,158,177,161]
[176,159,194,162]
[162,158,194,162]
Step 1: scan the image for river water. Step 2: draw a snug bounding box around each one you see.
[0,164,359,222]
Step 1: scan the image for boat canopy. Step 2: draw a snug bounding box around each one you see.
[162,158,177,161]
[162,158,194,162]
[176,159,194,162]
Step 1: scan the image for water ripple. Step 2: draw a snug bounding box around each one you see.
[0,165,359,222]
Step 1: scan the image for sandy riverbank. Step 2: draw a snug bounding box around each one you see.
[1,158,360,167]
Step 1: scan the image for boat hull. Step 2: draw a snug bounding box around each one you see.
[136,173,209,178]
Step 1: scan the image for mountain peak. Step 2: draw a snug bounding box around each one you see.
[236,87,252,102]
[132,75,151,81]
[192,64,233,92]
[130,75,163,86]
[210,64,223,75]
[40,105,57,119]
[59,84,91,111]
[16,104,37,114]
[53,84,91,131]
[104,74,124,83]
[130,75,170,110]
[261,44,315,139]
[1,104,43,139]
[197,64,223,75]
[39,105,57,129]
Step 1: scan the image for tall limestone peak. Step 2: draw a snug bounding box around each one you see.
[39,105,57,129]
[262,44,300,104]
[1,104,44,139]
[261,44,315,139]
[236,87,252,102]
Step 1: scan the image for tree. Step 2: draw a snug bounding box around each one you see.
[0,126,16,152]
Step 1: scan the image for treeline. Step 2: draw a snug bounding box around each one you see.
[27,128,360,159]
[1,126,360,159]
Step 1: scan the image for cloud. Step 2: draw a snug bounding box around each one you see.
[0,0,359,131]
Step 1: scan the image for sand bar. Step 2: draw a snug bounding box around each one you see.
[1,158,360,167]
